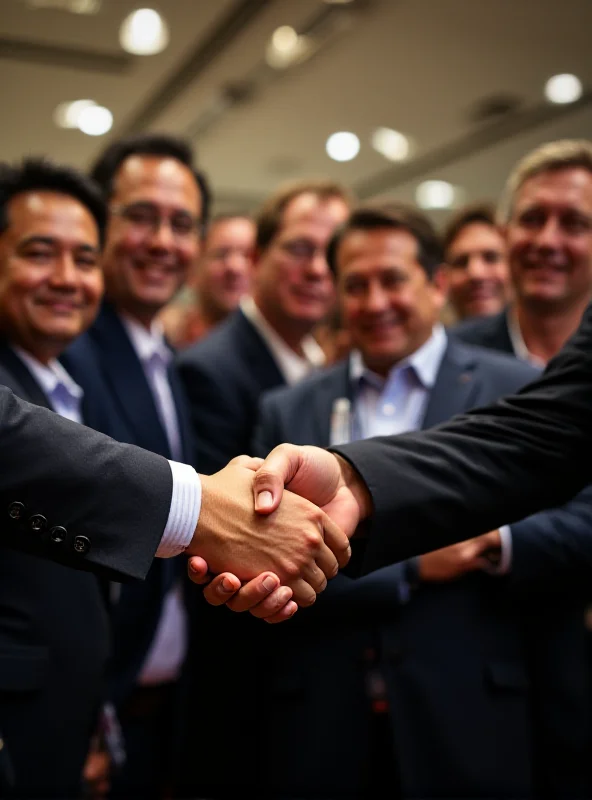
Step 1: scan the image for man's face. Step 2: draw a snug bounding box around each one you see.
[0,191,103,361]
[507,167,592,311]
[254,193,349,331]
[194,216,255,318]
[444,222,508,319]
[102,155,202,322]
[338,227,445,376]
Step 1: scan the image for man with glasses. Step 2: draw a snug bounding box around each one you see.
[63,133,207,798]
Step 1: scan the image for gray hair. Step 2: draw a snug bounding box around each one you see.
[498,139,592,223]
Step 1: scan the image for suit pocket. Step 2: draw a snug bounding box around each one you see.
[485,661,529,692]
[0,645,48,691]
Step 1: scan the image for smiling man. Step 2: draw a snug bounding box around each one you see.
[454,140,592,363]
[63,133,208,799]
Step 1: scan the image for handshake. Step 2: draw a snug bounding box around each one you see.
[184,444,373,624]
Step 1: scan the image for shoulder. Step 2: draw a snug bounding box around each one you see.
[459,341,540,386]
[177,312,243,371]
[0,364,26,398]
[452,311,507,347]
[261,362,346,412]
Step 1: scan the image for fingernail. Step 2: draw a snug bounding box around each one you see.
[277,587,292,604]
[188,561,199,573]
[257,490,273,510]
[221,577,235,592]
[262,576,278,592]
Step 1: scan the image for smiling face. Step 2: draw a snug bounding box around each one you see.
[0,190,103,363]
[252,192,349,340]
[444,222,509,319]
[102,154,202,326]
[507,167,592,313]
[337,227,445,376]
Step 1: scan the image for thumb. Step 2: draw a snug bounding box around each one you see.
[187,556,210,584]
[253,444,301,515]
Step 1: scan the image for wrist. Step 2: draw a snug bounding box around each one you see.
[335,454,373,519]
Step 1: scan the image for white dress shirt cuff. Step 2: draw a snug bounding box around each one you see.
[156,462,202,557]
[486,525,512,575]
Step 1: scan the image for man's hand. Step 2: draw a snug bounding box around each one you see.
[189,457,351,607]
[418,530,501,582]
[188,558,298,624]
[252,444,373,534]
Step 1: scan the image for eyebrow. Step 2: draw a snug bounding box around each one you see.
[18,235,99,253]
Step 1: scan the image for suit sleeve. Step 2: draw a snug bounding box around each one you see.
[332,303,592,572]
[0,387,172,581]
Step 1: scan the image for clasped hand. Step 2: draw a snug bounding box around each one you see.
[187,445,371,624]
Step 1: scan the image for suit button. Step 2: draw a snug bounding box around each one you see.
[28,514,47,533]
[49,526,67,544]
[8,501,25,520]
[73,535,91,555]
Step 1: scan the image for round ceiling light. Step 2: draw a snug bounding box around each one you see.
[326,131,360,162]
[544,73,582,104]
[119,8,169,56]
[416,180,456,210]
[54,99,96,129]
[371,127,411,162]
[78,105,113,136]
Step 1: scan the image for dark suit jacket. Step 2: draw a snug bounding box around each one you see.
[250,340,557,799]
[63,302,195,705]
[0,345,111,797]
[176,308,285,474]
[452,308,592,797]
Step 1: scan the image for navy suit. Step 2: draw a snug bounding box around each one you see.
[249,340,590,799]
[0,344,110,798]
[176,308,285,474]
[63,303,196,796]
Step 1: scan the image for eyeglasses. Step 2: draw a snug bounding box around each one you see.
[278,238,326,261]
[110,202,203,239]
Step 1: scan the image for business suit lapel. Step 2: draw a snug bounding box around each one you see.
[90,304,171,458]
[0,345,53,410]
[167,352,194,465]
[421,340,480,429]
[235,310,287,391]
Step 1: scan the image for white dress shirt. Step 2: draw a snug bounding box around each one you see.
[507,308,547,369]
[240,296,325,385]
[119,314,189,686]
[14,346,85,423]
[331,325,511,576]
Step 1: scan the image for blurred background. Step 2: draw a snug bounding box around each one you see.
[2,0,591,222]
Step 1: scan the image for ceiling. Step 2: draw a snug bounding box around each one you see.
[1,0,592,223]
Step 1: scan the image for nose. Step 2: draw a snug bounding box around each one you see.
[225,250,248,275]
[534,216,562,250]
[466,254,488,280]
[305,249,330,280]
[49,254,78,289]
[147,218,175,251]
[364,280,390,313]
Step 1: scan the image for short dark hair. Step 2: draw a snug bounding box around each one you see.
[255,179,353,252]
[0,157,107,246]
[442,203,498,258]
[90,133,211,227]
[327,202,443,279]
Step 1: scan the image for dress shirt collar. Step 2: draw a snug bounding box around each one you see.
[349,324,447,390]
[240,296,325,385]
[506,307,546,368]
[120,312,172,366]
[12,344,84,401]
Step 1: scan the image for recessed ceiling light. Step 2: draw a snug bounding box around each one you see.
[271,26,298,53]
[326,131,360,162]
[266,26,311,69]
[78,105,113,136]
[53,99,96,129]
[371,127,411,162]
[119,8,169,56]
[416,180,456,210]
[545,73,582,104]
